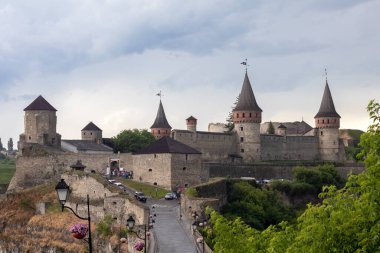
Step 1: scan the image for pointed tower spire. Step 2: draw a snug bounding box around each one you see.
[314,79,340,129]
[150,99,172,138]
[233,72,262,113]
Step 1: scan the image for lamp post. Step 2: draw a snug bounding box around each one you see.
[55,179,93,253]
[127,215,147,253]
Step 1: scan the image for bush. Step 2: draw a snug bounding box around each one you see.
[96,215,115,237]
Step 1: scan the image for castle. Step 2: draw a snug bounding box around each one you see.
[150,70,345,163]
[10,70,346,192]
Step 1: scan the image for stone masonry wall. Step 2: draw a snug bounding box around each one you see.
[8,152,132,192]
[171,153,205,190]
[173,131,236,162]
[132,153,172,190]
[261,135,319,161]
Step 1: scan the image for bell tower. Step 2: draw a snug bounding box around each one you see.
[150,99,172,139]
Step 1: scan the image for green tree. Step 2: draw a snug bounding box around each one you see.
[267,121,275,134]
[0,138,3,150]
[225,96,238,132]
[111,129,155,153]
[7,138,13,151]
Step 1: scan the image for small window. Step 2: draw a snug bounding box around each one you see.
[166,130,168,134]
[113,201,117,205]
[183,167,186,171]
[185,183,189,187]
[322,120,324,123]
[158,130,161,134]
[321,141,323,144]
[240,127,243,131]
[241,149,244,153]
[90,132,92,135]
[185,154,188,160]
[249,113,252,117]
[237,113,239,118]
[149,169,152,172]
[154,182,157,185]
[321,131,323,136]
[335,119,337,123]
[154,154,157,158]
[242,113,245,117]
[327,119,329,123]
[333,141,336,144]
[317,120,319,124]
[29,136,31,140]
[52,138,55,144]
[83,133,86,135]
[256,113,258,117]
[240,137,244,142]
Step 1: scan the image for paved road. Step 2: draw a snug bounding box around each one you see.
[151,200,197,253]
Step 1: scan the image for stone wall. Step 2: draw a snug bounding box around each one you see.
[207,162,365,180]
[8,151,132,192]
[261,135,319,161]
[173,131,236,162]
[132,153,206,191]
[63,174,148,225]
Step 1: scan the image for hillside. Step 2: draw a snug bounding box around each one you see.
[339,129,364,147]
[0,182,88,252]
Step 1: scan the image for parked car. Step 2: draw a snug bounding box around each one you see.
[165,192,177,200]
[108,179,116,183]
[134,192,147,202]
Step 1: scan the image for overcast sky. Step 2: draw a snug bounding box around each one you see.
[0,0,379,147]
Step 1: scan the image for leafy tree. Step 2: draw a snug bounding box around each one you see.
[225,96,238,132]
[267,121,275,134]
[208,100,380,253]
[0,138,3,150]
[7,138,13,151]
[111,129,155,153]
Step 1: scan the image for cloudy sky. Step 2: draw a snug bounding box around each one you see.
[0,0,379,147]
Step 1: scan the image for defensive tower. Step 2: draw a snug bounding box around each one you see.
[19,95,61,148]
[233,71,262,162]
[314,79,341,161]
[81,122,103,143]
[151,100,172,138]
[186,116,197,132]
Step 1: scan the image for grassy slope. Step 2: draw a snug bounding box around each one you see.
[0,158,16,184]
[119,178,169,199]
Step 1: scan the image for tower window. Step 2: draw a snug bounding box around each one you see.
[240,137,244,142]
[154,154,157,158]
[29,136,31,140]
[327,119,329,123]
[237,113,239,118]
[154,182,157,185]
[158,130,161,134]
[90,132,92,135]
[322,120,324,123]
[185,154,188,160]
[149,169,152,172]
[183,167,186,171]
[83,133,86,135]
[249,113,252,117]
[240,127,243,131]
[321,131,323,136]
[317,120,319,124]
[241,149,245,153]
[242,113,245,117]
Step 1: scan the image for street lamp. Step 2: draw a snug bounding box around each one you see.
[127,215,147,253]
[55,179,93,253]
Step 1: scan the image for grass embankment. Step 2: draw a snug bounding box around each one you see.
[119,178,168,199]
[0,158,16,184]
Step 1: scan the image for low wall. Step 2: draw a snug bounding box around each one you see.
[207,162,365,180]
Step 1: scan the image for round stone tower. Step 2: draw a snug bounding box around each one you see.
[150,100,172,138]
[81,122,103,143]
[233,71,262,162]
[277,124,287,136]
[21,95,61,147]
[186,116,197,132]
[314,80,341,161]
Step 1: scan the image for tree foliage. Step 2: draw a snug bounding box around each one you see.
[267,121,275,134]
[7,138,13,151]
[0,138,3,151]
[208,100,380,253]
[111,129,155,153]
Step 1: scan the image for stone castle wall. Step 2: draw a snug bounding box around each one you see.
[132,153,206,191]
[63,174,148,224]
[173,131,236,162]
[261,135,319,160]
[8,151,132,192]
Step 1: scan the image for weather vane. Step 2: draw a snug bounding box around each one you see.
[240,58,249,71]
[324,68,328,81]
[156,90,162,99]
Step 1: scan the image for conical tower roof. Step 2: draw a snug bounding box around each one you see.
[151,100,172,129]
[233,72,262,112]
[24,95,57,111]
[82,122,102,131]
[314,81,340,118]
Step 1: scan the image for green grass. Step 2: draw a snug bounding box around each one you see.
[0,158,16,184]
[119,179,169,199]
